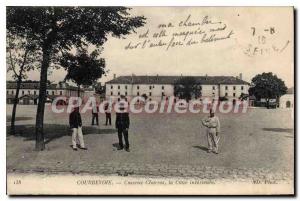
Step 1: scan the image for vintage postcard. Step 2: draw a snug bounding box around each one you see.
[6,6,294,195]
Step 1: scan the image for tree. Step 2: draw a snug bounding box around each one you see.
[7,7,146,150]
[60,49,105,97]
[174,76,202,102]
[249,72,287,108]
[6,34,40,135]
[93,82,105,96]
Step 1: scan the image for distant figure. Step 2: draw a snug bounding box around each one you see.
[115,102,130,152]
[69,107,87,151]
[91,104,99,126]
[105,103,112,126]
[202,109,220,154]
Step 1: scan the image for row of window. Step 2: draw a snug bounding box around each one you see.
[7,90,63,95]
[110,85,244,91]
[110,91,167,97]
[111,85,165,90]
[110,91,238,97]
[210,86,244,90]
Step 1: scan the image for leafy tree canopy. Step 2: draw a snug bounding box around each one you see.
[60,49,105,87]
[249,72,287,100]
[174,76,202,102]
[7,7,146,52]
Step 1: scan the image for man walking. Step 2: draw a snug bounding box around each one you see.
[105,103,112,126]
[202,109,220,154]
[115,101,130,152]
[69,107,87,151]
[91,103,99,126]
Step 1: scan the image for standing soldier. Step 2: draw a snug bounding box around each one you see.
[105,103,112,126]
[69,107,87,151]
[202,109,220,154]
[115,100,130,152]
[91,103,99,126]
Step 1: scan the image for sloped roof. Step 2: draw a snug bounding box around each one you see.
[6,81,81,91]
[106,75,250,85]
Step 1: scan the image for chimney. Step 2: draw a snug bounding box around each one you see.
[113,74,116,79]
[239,73,242,80]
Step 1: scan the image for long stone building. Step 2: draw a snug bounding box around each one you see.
[6,81,83,105]
[105,74,250,103]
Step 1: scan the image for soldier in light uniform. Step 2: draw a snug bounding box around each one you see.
[202,109,220,154]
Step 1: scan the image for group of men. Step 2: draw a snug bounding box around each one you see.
[69,99,221,154]
[69,101,130,152]
[91,103,112,126]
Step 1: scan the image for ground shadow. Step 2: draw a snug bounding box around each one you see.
[262,128,294,134]
[6,116,33,122]
[7,124,117,144]
[112,143,119,148]
[192,145,208,152]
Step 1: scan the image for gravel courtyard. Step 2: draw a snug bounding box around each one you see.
[6,105,294,181]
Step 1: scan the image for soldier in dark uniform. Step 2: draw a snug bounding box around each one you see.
[115,102,130,152]
[105,103,112,126]
[91,104,99,126]
[69,107,87,151]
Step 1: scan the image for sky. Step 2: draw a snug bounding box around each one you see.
[7,7,294,87]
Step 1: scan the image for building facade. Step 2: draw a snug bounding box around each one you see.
[6,81,82,105]
[105,75,250,103]
[279,87,294,108]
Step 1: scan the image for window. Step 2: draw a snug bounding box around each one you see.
[22,91,24,95]
[212,92,215,96]
[111,92,113,96]
[125,85,127,90]
[149,92,152,96]
[34,91,37,95]
[118,85,120,89]
[28,90,30,94]
[233,93,236,97]
[162,85,164,90]
[212,86,215,90]
[46,91,49,95]
[60,91,62,95]
[200,86,202,90]
[125,92,127,96]
[137,92,140,96]
[233,86,236,90]
[6,91,8,94]
[241,86,244,90]
[111,85,113,89]
[11,91,14,95]
[162,92,165,96]
[225,86,228,90]
[225,92,228,96]
[137,86,140,90]
[118,92,120,95]
[149,86,152,90]
[52,91,55,95]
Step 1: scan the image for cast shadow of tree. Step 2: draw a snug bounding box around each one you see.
[7,124,117,145]
[262,128,293,134]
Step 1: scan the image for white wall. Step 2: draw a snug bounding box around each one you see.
[279,94,294,108]
[105,83,250,102]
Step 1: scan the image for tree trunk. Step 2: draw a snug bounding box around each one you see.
[35,45,51,151]
[10,75,22,135]
[77,85,80,97]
